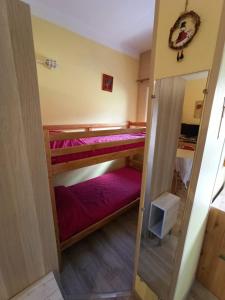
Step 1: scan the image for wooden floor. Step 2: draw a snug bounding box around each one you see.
[137,173,187,300]
[59,207,138,299]
[187,281,218,300]
[138,234,178,300]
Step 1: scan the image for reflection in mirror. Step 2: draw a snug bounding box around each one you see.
[137,71,209,300]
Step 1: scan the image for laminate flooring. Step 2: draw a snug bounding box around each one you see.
[187,281,218,300]
[59,207,139,299]
[138,234,178,300]
[137,173,188,300]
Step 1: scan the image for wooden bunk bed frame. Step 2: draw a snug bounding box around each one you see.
[44,121,146,255]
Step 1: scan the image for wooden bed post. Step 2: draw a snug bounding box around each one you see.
[43,129,62,267]
[126,121,132,167]
[126,156,131,168]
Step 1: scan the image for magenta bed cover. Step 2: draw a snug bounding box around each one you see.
[50,132,145,164]
[55,167,141,242]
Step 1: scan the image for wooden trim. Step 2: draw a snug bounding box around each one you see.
[44,129,52,175]
[52,147,144,175]
[43,121,146,131]
[43,122,129,131]
[51,137,145,156]
[136,78,149,83]
[133,0,159,292]
[49,127,146,142]
[129,121,147,127]
[129,159,143,171]
[60,198,140,251]
[44,129,61,266]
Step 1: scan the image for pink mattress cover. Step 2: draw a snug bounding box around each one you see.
[54,167,141,242]
[50,132,145,164]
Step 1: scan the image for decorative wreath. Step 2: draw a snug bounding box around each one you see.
[169,11,201,51]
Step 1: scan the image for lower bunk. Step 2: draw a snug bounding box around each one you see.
[54,166,142,251]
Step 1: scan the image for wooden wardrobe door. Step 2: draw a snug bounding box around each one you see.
[197,204,225,299]
[0,0,58,299]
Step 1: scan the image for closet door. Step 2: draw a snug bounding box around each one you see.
[172,7,225,299]
[197,200,225,299]
[0,0,58,299]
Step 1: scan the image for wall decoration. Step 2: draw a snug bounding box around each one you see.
[194,100,203,119]
[36,55,58,70]
[168,0,201,62]
[102,74,113,92]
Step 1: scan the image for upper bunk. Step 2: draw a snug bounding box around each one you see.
[44,121,146,175]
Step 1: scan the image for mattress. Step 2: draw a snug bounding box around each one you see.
[55,167,141,242]
[50,132,145,164]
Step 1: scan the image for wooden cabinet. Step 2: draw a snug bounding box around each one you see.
[197,191,225,300]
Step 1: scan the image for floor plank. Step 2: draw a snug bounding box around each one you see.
[187,281,218,300]
[59,208,138,298]
[137,173,187,300]
[138,234,178,299]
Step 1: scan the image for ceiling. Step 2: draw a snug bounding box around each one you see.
[23,0,155,58]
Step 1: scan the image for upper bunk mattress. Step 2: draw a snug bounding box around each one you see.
[50,132,145,164]
[55,167,141,242]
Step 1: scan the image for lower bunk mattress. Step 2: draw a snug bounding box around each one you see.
[55,167,142,242]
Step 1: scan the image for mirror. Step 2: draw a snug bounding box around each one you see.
[137,70,209,299]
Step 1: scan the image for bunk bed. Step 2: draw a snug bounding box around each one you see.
[44,121,146,253]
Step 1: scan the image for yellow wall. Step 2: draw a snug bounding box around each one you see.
[154,0,223,79]
[32,17,138,125]
[182,78,207,125]
[31,16,139,186]
[137,50,151,121]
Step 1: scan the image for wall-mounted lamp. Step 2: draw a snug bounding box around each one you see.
[36,57,58,70]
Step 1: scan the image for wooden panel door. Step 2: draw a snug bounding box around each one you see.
[197,198,225,300]
[0,0,58,299]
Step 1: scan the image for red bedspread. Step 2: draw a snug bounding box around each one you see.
[55,167,141,242]
[50,133,145,164]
